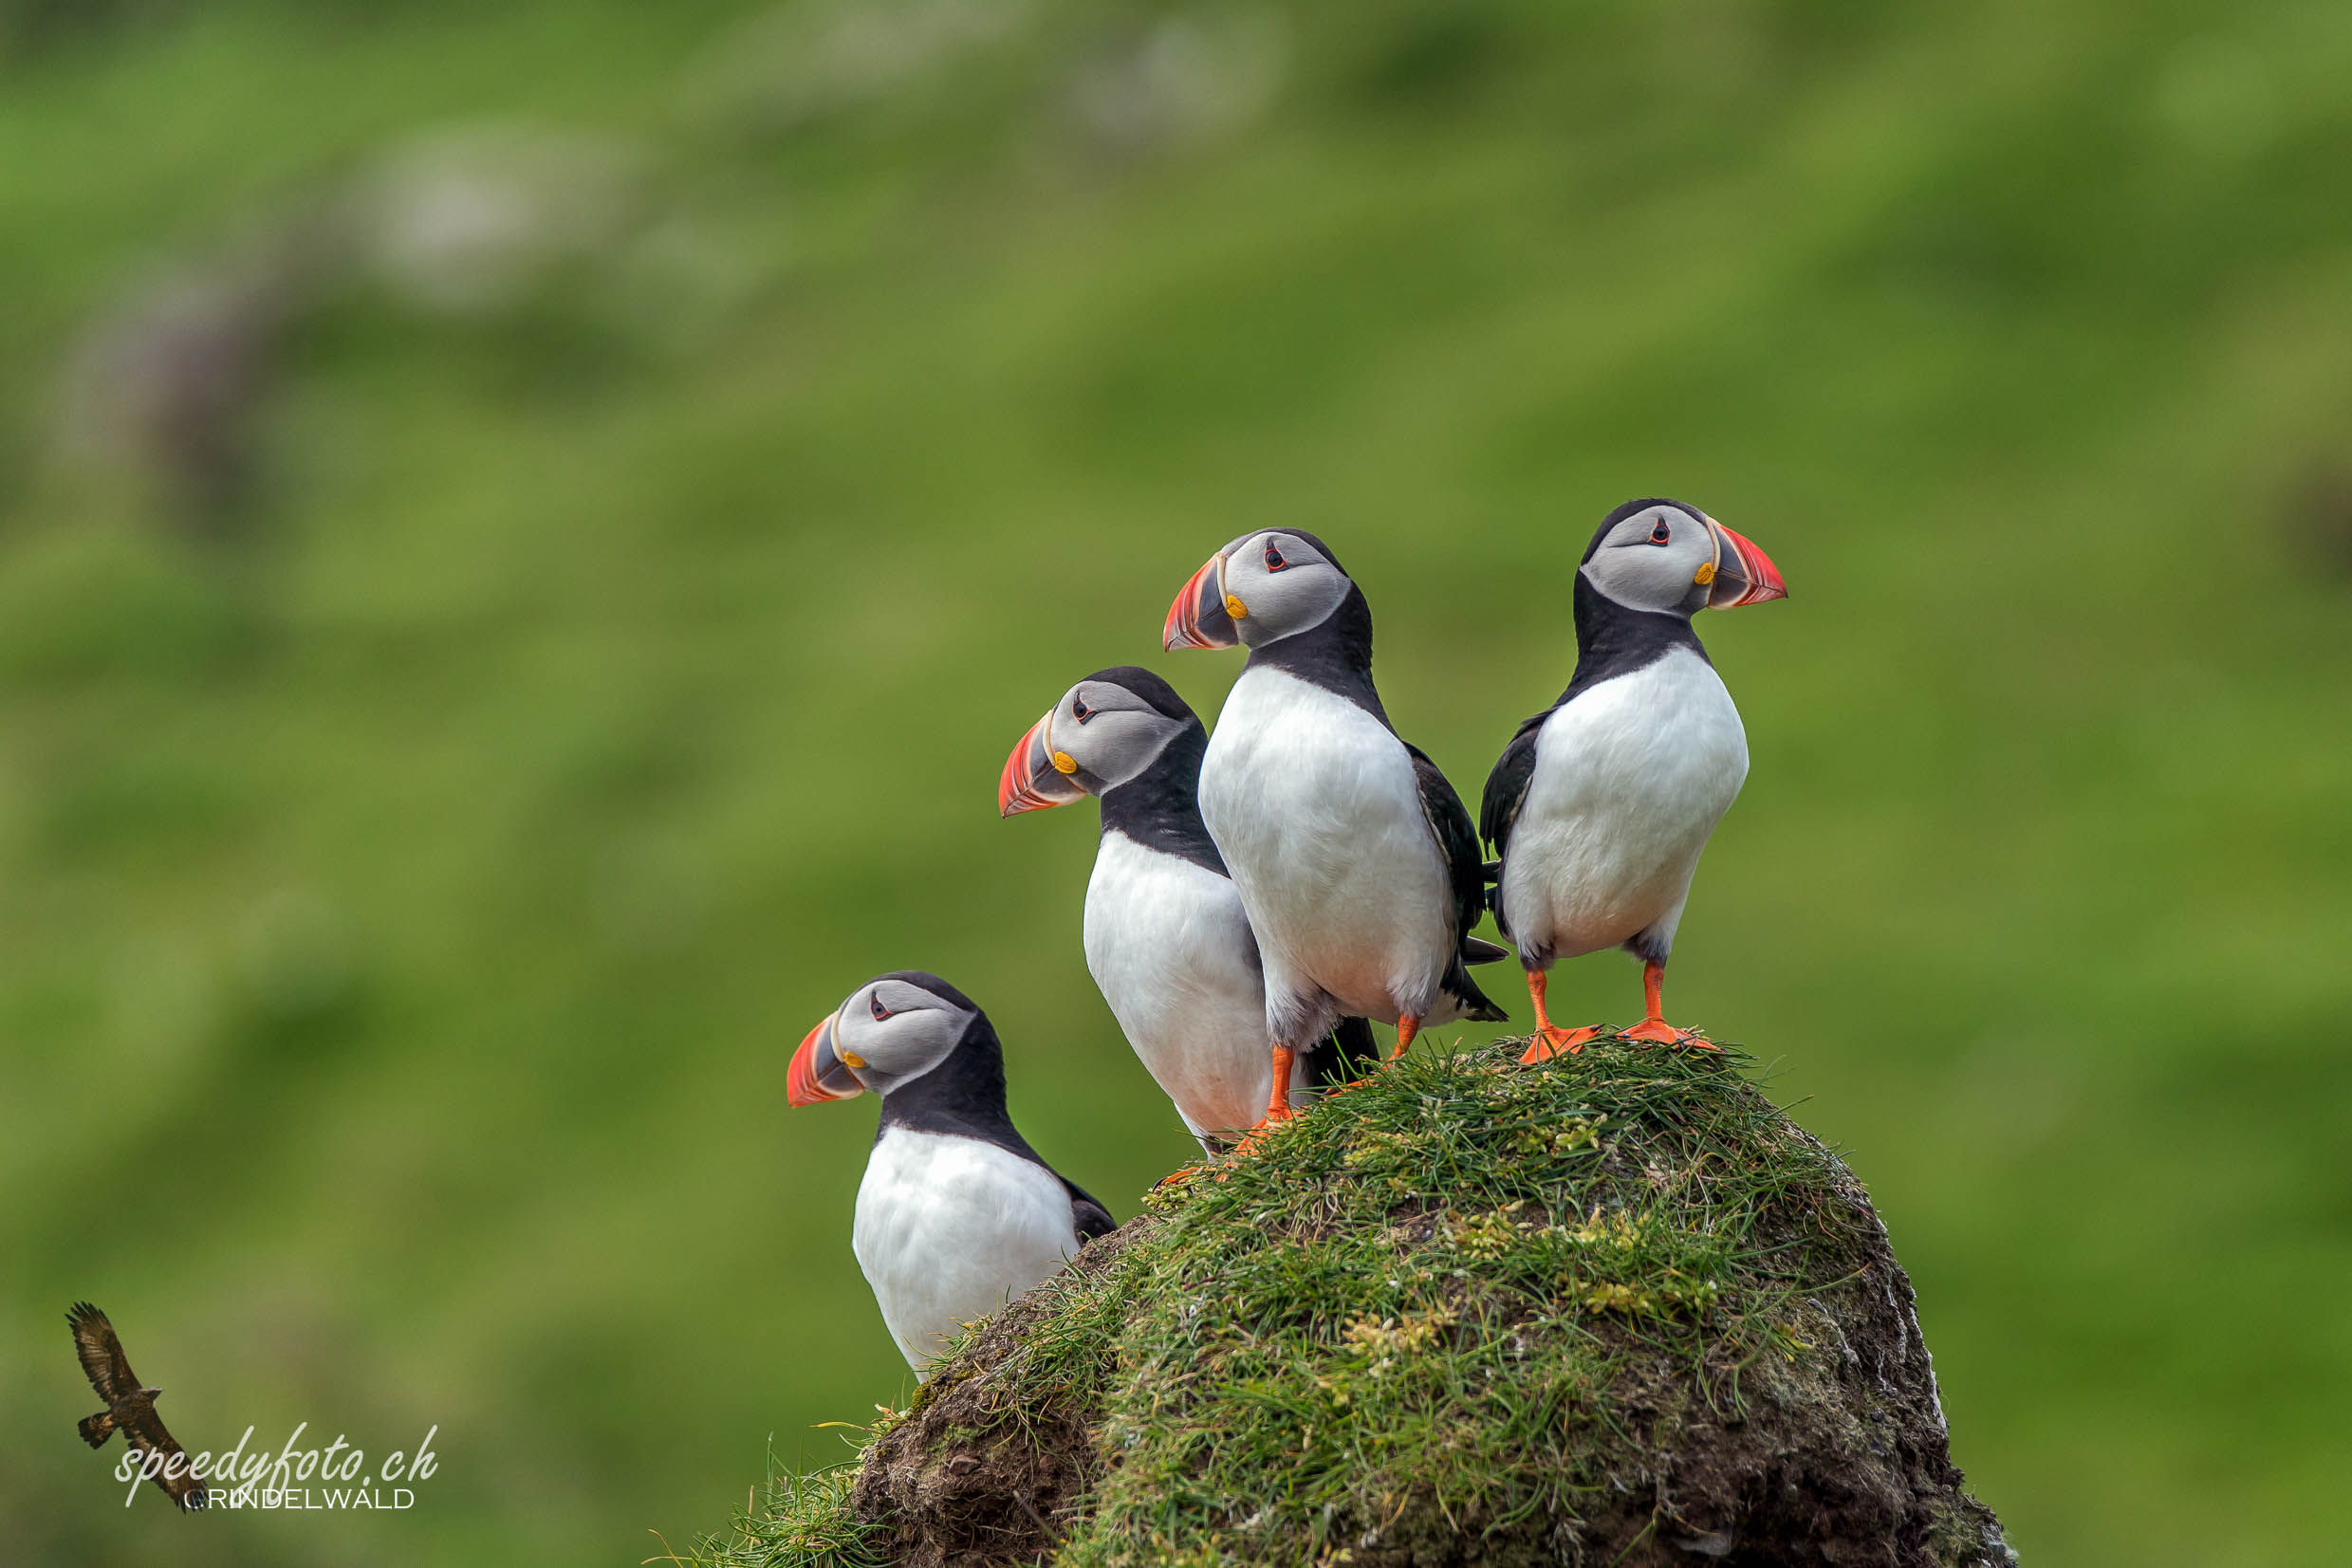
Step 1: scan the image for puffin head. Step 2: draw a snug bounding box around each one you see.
[787,970,984,1106]
[1164,529,1356,651]
[1579,500,1786,618]
[999,666,1201,816]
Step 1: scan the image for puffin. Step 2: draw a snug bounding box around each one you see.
[1479,498,1786,1059]
[787,970,1116,1374]
[997,666,1379,1152]
[1163,530,1508,1124]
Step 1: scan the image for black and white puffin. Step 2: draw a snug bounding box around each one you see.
[787,971,1116,1374]
[1479,499,1786,1058]
[1163,532,1508,1123]
[997,666,1378,1152]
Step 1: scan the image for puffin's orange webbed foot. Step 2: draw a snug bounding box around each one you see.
[1616,1019,1717,1050]
[1518,973,1601,1062]
[1236,1101,1296,1139]
[1612,960,1719,1049]
[1519,1024,1604,1062]
[1216,1109,1295,1173]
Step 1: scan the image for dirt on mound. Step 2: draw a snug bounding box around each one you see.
[840,1041,2014,1568]
[851,1226,1145,1566]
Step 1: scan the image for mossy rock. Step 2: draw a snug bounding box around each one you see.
[704,1039,2015,1568]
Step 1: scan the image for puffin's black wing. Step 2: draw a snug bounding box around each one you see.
[1479,710,1548,860]
[1061,1178,1118,1245]
[1403,743,1509,1021]
[1477,710,1550,943]
[1404,742,1490,952]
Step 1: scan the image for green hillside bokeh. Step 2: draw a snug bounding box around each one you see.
[2,2,2347,1565]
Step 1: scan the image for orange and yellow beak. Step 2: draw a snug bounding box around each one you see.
[787,1012,863,1107]
[1700,518,1787,609]
[1163,552,1241,651]
[998,709,1088,816]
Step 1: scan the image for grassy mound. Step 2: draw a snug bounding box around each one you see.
[693,1039,2012,1567]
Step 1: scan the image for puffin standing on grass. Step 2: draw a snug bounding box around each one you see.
[997,666,1378,1153]
[1480,499,1786,1059]
[787,971,1116,1374]
[1164,531,1508,1127]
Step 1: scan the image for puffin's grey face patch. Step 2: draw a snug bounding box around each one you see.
[829,978,974,1094]
[1051,678,1187,795]
[1217,530,1353,645]
[1581,505,1715,616]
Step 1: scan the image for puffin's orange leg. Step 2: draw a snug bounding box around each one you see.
[1260,1042,1299,1120]
[1225,1044,1300,1161]
[1616,961,1717,1050]
[1519,970,1603,1062]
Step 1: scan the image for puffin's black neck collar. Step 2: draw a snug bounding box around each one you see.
[1242,583,1391,729]
[1098,719,1226,875]
[1555,572,1710,707]
[876,1013,1050,1169]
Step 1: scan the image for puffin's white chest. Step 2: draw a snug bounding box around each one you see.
[850,1127,1079,1374]
[1198,666,1452,1022]
[1500,648,1749,962]
[1082,832,1282,1140]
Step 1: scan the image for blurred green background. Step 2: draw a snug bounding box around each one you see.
[2,1,2348,1563]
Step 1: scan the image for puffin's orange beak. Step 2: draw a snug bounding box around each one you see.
[787,1014,861,1106]
[1702,518,1787,609]
[1164,552,1239,651]
[998,710,1086,817]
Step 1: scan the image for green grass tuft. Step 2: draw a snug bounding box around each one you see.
[676,1456,890,1568]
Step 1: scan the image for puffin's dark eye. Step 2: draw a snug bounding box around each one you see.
[1649,519,1673,545]
[869,995,891,1022]
[1071,696,1092,723]
[1263,544,1287,571]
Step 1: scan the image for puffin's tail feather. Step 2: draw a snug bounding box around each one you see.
[1442,960,1509,1024]
[1461,935,1511,966]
